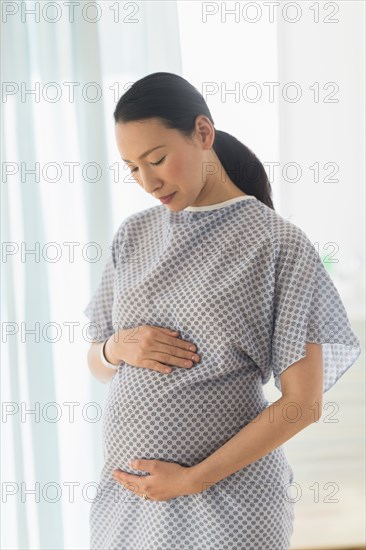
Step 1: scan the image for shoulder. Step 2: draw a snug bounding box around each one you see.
[253,200,312,251]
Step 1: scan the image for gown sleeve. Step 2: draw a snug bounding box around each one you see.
[83,236,118,343]
[270,225,361,394]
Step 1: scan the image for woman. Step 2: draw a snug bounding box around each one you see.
[84,72,361,550]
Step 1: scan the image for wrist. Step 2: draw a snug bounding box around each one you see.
[99,336,122,371]
[188,460,222,493]
[186,464,211,495]
[104,336,121,365]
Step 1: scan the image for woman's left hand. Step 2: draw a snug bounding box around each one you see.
[112,459,202,501]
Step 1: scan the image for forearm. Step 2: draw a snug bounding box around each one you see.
[87,338,120,384]
[190,394,319,488]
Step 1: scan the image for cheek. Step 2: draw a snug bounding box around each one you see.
[167,150,200,181]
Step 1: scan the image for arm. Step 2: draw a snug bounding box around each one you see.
[189,342,323,488]
[87,337,121,384]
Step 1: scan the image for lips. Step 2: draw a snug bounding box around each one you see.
[159,192,176,204]
[159,193,174,199]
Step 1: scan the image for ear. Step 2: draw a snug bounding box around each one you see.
[194,115,215,149]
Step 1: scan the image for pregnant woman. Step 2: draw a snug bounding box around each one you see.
[84,72,361,550]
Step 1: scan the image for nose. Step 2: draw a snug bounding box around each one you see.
[138,170,162,196]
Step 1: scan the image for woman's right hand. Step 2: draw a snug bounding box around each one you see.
[106,325,201,374]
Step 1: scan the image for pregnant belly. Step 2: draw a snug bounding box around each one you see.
[102,363,267,474]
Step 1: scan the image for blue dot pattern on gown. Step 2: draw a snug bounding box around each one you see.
[83,195,361,550]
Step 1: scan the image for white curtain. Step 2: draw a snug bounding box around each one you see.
[2,2,182,548]
[2,1,364,548]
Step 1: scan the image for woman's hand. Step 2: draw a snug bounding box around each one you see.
[112,459,203,501]
[107,325,200,374]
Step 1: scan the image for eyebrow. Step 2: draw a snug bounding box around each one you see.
[122,145,166,163]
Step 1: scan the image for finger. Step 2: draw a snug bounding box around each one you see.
[159,327,180,336]
[130,459,153,471]
[150,339,199,361]
[130,459,149,470]
[149,349,198,370]
[154,330,197,352]
[113,473,143,492]
[113,471,141,482]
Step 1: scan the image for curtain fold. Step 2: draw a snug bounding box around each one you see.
[3,13,64,550]
[2,2,182,548]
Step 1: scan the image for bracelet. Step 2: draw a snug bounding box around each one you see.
[100,338,122,370]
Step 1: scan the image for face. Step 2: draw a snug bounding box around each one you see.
[115,115,231,210]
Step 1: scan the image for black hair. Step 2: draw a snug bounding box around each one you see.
[113,72,274,209]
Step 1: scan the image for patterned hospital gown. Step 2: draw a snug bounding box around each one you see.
[83,195,361,550]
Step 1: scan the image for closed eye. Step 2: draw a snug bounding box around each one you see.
[130,156,166,174]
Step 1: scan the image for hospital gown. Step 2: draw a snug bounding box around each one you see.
[83,195,361,550]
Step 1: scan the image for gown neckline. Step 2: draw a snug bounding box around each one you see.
[183,195,257,212]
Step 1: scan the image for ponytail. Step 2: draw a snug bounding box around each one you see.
[213,130,274,209]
